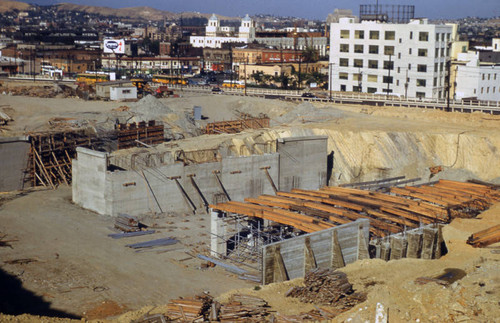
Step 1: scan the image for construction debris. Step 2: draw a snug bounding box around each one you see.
[217,294,271,321]
[108,230,156,239]
[115,214,142,232]
[0,110,12,125]
[467,224,500,248]
[286,269,366,309]
[165,294,213,322]
[125,238,178,249]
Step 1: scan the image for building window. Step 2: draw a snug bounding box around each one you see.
[123,89,131,94]
[354,59,363,67]
[417,65,427,72]
[409,48,412,55]
[417,79,426,87]
[383,60,394,70]
[340,30,350,39]
[339,58,349,66]
[410,31,413,39]
[436,33,439,41]
[340,84,346,91]
[368,60,378,69]
[367,74,378,82]
[481,87,484,94]
[441,48,445,56]
[416,92,426,98]
[418,48,428,57]
[385,31,395,40]
[340,44,349,52]
[352,86,361,92]
[353,73,362,81]
[383,76,393,83]
[367,87,377,93]
[369,45,379,54]
[487,87,490,93]
[488,74,491,80]
[370,31,379,39]
[408,63,412,70]
[493,87,496,93]
[339,72,348,80]
[398,53,401,59]
[435,48,439,57]
[419,32,429,41]
[384,46,395,55]
[355,30,365,39]
[354,44,364,53]
[433,77,437,86]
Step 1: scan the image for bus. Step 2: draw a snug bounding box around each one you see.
[76,73,110,85]
[152,75,187,85]
[221,80,245,89]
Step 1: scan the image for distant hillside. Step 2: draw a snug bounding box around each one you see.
[56,2,237,21]
[0,0,30,12]
[0,0,238,21]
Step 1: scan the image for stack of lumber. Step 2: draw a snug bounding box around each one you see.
[115,214,141,232]
[218,294,270,322]
[467,224,500,248]
[285,269,365,308]
[165,294,213,322]
[211,179,500,238]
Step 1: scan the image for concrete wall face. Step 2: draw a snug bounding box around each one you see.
[73,136,327,216]
[0,137,30,191]
[278,136,328,192]
[72,147,109,214]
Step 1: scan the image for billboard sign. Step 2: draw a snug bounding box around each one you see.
[103,39,125,54]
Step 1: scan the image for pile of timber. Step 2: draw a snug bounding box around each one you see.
[115,214,141,232]
[467,224,500,248]
[204,114,270,135]
[286,269,365,309]
[275,307,342,322]
[211,180,500,238]
[165,294,213,322]
[217,294,270,322]
[115,120,164,150]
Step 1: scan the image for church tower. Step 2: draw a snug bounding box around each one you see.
[238,14,255,39]
[206,14,220,37]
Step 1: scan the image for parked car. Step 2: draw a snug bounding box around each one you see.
[211,87,223,93]
[301,92,316,98]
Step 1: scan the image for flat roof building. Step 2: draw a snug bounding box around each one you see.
[329,17,455,99]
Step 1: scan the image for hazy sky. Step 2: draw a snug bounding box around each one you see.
[22,0,500,19]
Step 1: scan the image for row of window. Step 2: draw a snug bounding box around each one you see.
[338,84,428,98]
[340,30,451,42]
[337,73,427,87]
[480,86,497,94]
[338,58,435,72]
[482,73,498,81]
[339,44,445,58]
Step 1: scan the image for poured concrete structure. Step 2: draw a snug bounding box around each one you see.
[0,136,30,191]
[73,136,328,216]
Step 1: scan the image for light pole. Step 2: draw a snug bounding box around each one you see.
[329,62,334,101]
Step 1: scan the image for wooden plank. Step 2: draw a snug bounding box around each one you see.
[321,186,372,196]
[244,197,292,210]
[365,209,419,228]
[390,187,450,206]
[379,206,434,224]
[276,191,323,202]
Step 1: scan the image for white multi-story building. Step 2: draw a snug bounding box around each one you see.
[329,17,455,99]
[454,51,500,102]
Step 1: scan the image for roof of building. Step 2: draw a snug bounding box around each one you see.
[242,14,251,22]
[209,14,218,21]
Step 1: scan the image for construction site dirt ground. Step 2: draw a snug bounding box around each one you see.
[1,86,500,321]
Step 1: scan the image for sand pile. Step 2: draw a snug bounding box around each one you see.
[276,102,345,124]
[129,95,201,139]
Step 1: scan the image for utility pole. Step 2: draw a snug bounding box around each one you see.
[358,67,362,92]
[244,55,248,96]
[404,68,409,99]
[329,62,333,101]
[386,53,392,100]
[446,43,451,111]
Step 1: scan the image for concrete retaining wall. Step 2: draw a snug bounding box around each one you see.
[262,219,370,285]
[0,137,30,191]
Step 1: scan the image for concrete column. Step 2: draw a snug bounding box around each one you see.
[210,209,227,258]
